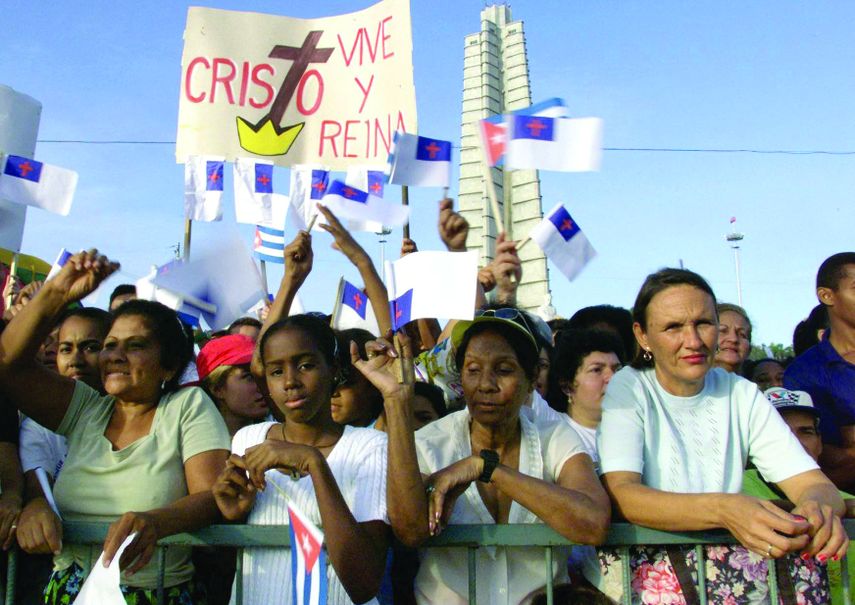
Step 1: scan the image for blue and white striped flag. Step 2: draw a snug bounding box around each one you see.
[253,225,285,264]
[288,503,327,605]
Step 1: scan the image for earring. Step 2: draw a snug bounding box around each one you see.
[642,349,653,362]
[161,379,168,391]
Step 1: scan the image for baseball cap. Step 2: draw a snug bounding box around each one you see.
[197,334,255,381]
[763,387,820,419]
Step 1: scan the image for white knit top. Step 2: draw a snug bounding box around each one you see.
[230,422,389,605]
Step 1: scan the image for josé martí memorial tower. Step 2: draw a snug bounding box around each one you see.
[457,3,555,318]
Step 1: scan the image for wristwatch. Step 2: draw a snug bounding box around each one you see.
[478,449,499,483]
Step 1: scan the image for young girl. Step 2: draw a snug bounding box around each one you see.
[212,315,390,605]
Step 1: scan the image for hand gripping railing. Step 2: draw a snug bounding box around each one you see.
[3,521,852,605]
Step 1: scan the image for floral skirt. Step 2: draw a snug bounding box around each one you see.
[594,545,829,605]
[44,562,207,605]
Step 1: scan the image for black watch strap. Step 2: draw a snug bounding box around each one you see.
[478,449,499,483]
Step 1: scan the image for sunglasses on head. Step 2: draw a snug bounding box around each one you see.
[474,308,551,347]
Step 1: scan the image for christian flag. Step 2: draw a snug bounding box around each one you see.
[479,98,568,167]
[321,181,409,230]
[504,116,602,172]
[386,132,452,187]
[184,156,225,221]
[345,166,387,198]
[253,225,285,264]
[331,278,380,335]
[233,158,274,225]
[384,251,478,331]
[46,248,72,281]
[288,503,328,605]
[0,154,78,216]
[288,166,330,232]
[529,203,597,281]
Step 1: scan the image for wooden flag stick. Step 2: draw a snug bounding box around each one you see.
[476,132,516,284]
[183,219,192,261]
[401,185,410,240]
[516,236,532,252]
[5,253,19,309]
[306,212,319,232]
[259,260,269,297]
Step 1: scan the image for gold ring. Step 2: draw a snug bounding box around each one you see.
[766,543,774,557]
[425,485,435,495]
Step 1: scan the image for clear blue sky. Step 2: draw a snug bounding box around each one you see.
[3,0,854,346]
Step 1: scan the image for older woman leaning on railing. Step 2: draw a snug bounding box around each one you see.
[586,268,848,605]
[352,310,611,605]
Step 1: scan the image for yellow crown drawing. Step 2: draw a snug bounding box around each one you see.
[236,116,304,156]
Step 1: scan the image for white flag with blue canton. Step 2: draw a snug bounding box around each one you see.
[504,116,602,172]
[253,225,285,264]
[345,166,387,198]
[330,277,380,336]
[386,132,452,187]
[384,251,477,331]
[288,502,328,605]
[184,155,225,221]
[46,248,72,281]
[322,180,409,231]
[529,203,597,281]
[233,157,274,225]
[0,154,78,216]
[288,165,330,232]
[480,98,568,167]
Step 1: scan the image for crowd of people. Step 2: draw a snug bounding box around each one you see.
[0,199,853,605]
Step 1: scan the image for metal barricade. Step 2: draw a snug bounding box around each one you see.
[4,521,852,605]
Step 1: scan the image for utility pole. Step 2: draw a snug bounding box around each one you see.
[726,217,745,306]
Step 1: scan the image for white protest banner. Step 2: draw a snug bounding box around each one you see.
[176,0,417,170]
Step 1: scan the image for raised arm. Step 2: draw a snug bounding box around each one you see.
[251,232,313,379]
[0,250,118,430]
[318,204,392,334]
[351,333,430,547]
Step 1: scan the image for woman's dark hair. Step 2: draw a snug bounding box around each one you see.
[630,268,717,369]
[260,314,344,373]
[568,304,635,362]
[793,304,829,357]
[57,307,112,339]
[335,328,376,385]
[414,381,447,419]
[454,321,539,382]
[545,329,625,412]
[112,300,194,393]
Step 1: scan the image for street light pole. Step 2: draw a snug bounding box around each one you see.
[726,217,744,306]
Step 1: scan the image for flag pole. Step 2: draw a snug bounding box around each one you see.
[259,260,269,297]
[401,185,410,240]
[516,236,531,252]
[4,253,19,309]
[477,131,516,283]
[183,219,192,261]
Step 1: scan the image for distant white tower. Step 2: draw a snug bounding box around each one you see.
[457,4,553,314]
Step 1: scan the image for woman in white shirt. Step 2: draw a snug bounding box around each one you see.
[355,309,610,605]
[590,267,847,604]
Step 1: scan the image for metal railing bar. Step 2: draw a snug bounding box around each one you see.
[694,545,707,605]
[767,556,779,604]
[156,546,166,604]
[467,546,477,605]
[544,546,553,605]
[619,545,631,605]
[235,547,244,605]
[841,553,851,605]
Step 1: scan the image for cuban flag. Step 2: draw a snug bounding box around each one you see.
[386,132,452,187]
[504,115,602,172]
[0,154,78,216]
[384,250,478,331]
[253,225,285,264]
[321,180,409,231]
[345,166,386,198]
[45,248,72,281]
[529,203,596,281]
[479,98,568,167]
[288,503,328,605]
[331,278,380,335]
[288,166,331,231]
[184,156,225,222]
[233,158,274,225]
